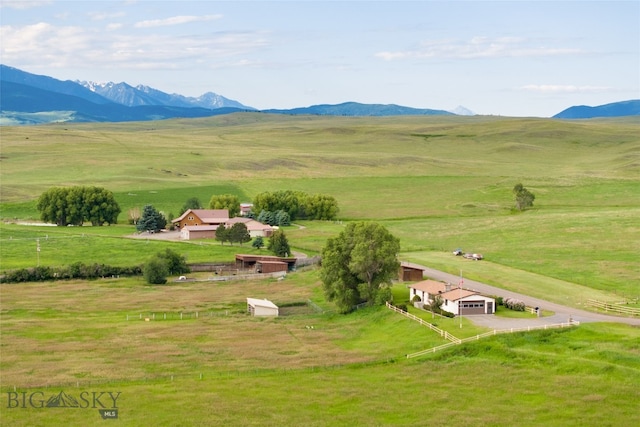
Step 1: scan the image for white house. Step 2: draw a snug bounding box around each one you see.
[247,298,279,317]
[408,279,495,315]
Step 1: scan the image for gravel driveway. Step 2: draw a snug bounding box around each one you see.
[404,263,640,328]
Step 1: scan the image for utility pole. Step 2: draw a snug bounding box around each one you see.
[459,270,463,329]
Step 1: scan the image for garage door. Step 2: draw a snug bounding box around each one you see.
[460,300,485,315]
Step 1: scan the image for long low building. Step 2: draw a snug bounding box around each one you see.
[235,254,297,271]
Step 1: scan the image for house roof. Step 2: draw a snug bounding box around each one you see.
[400,262,425,271]
[439,288,479,301]
[225,217,272,231]
[409,280,449,294]
[172,209,229,224]
[246,298,278,309]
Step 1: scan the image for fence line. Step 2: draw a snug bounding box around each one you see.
[384,302,581,359]
[406,320,580,359]
[125,311,234,321]
[385,302,460,343]
[585,299,640,316]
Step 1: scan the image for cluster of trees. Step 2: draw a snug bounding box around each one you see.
[1,263,142,283]
[215,223,251,246]
[256,209,290,227]
[513,183,535,211]
[320,222,400,313]
[143,249,190,285]
[209,194,240,217]
[252,190,338,221]
[36,186,121,226]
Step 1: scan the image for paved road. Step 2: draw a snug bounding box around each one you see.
[403,263,640,328]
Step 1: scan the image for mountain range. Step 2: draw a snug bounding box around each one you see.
[1,65,638,125]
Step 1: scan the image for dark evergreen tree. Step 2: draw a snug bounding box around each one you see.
[252,236,265,249]
[136,204,166,232]
[268,229,291,257]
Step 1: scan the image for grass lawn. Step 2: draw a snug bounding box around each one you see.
[1,274,639,426]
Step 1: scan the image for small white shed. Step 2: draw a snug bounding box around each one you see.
[247,298,279,317]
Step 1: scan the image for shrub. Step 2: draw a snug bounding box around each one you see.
[504,297,525,311]
[396,304,408,312]
[143,256,169,285]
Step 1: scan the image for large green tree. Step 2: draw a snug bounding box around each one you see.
[320,222,400,313]
[228,222,251,246]
[209,194,240,217]
[37,186,121,226]
[513,183,536,211]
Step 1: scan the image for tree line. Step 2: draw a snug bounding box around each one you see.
[37,186,121,226]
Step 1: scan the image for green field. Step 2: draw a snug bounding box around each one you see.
[1,114,639,425]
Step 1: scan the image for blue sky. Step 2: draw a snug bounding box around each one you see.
[1,1,638,117]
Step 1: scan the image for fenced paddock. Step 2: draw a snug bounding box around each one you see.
[385,302,580,359]
[127,301,319,320]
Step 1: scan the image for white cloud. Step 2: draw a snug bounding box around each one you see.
[134,14,222,29]
[375,36,584,61]
[520,85,612,93]
[0,22,268,70]
[89,11,126,21]
[0,1,51,9]
[106,23,124,31]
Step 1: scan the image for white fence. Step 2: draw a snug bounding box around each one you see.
[385,302,461,344]
[585,299,640,317]
[384,302,580,359]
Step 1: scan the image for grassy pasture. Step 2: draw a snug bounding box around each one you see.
[1,274,639,426]
[1,113,639,298]
[1,114,640,425]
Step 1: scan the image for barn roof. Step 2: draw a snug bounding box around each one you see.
[172,209,229,224]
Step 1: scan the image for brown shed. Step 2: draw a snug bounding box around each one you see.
[399,262,425,281]
[256,260,288,274]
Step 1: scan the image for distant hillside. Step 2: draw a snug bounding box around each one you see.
[0,81,246,124]
[263,102,454,117]
[0,65,250,124]
[1,64,110,105]
[553,100,640,119]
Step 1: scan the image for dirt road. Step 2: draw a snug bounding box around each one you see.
[403,262,640,328]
